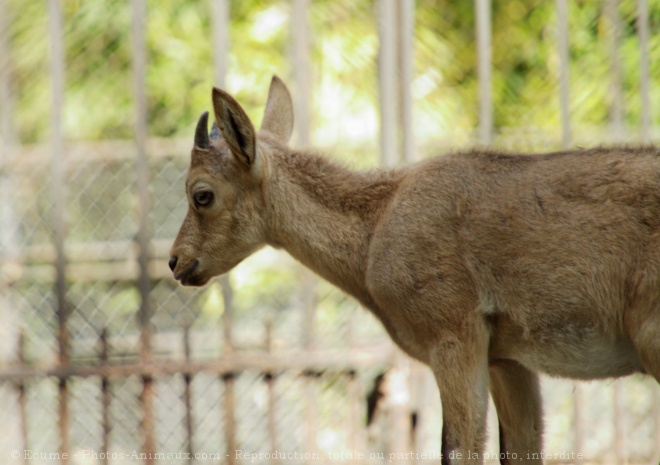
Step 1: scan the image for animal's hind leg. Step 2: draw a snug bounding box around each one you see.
[430,317,490,465]
[489,360,543,464]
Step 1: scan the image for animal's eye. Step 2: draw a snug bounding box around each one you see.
[193,190,214,207]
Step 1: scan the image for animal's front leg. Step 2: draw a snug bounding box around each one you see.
[430,319,490,465]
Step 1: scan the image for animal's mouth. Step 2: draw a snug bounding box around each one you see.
[174,259,209,287]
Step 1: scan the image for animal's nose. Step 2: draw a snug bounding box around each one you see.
[168,256,178,272]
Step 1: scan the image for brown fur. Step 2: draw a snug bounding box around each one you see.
[170,76,660,464]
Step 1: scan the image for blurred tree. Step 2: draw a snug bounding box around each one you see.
[4,0,660,146]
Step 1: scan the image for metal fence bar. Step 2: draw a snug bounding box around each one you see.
[397,0,415,163]
[475,0,492,145]
[346,314,366,454]
[378,0,398,166]
[607,3,628,459]
[47,0,69,462]
[653,385,660,463]
[0,0,13,244]
[0,0,12,149]
[222,373,237,461]
[606,0,624,141]
[613,381,627,463]
[346,367,362,453]
[0,344,395,382]
[17,333,27,465]
[131,0,155,462]
[388,353,411,463]
[572,386,585,458]
[292,0,311,147]
[264,320,278,462]
[222,280,237,464]
[210,4,238,458]
[556,0,571,148]
[291,3,320,462]
[634,0,660,426]
[0,19,22,462]
[301,271,319,463]
[0,0,20,382]
[132,0,151,359]
[99,330,110,465]
[183,324,194,461]
[637,0,651,143]
[211,0,230,89]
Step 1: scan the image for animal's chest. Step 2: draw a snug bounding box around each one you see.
[489,314,643,379]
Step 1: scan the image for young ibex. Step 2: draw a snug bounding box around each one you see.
[170,76,659,464]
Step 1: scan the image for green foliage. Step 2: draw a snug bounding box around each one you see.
[7,0,660,148]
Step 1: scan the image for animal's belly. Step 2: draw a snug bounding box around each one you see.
[489,316,644,380]
[516,337,643,379]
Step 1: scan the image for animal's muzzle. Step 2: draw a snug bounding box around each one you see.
[172,258,200,285]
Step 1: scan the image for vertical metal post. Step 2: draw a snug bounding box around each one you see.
[345,314,365,453]
[292,0,311,147]
[291,3,318,461]
[100,329,110,465]
[613,382,626,462]
[222,280,236,464]
[606,0,624,141]
[606,0,628,455]
[415,369,438,458]
[555,3,587,456]
[291,0,314,344]
[397,0,415,163]
[210,1,237,458]
[1,8,28,461]
[211,0,230,89]
[132,0,151,348]
[475,0,492,145]
[637,0,651,143]
[0,0,12,149]
[183,324,194,460]
[264,320,278,462]
[632,93,655,465]
[387,352,411,463]
[47,0,69,462]
[1,5,23,456]
[572,385,585,459]
[17,333,28,465]
[0,0,20,368]
[556,0,571,148]
[301,271,318,464]
[378,0,398,166]
[653,384,660,464]
[131,0,154,462]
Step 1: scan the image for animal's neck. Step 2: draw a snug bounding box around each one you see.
[264,149,402,305]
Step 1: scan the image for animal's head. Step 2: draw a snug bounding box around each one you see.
[169,75,294,286]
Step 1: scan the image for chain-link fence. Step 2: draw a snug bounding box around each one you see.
[0,1,659,464]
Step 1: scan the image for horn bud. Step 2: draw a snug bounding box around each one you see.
[194,111,210,149]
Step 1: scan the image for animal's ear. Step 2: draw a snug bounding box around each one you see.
[260,75,294,144]
[211,87,256,168]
